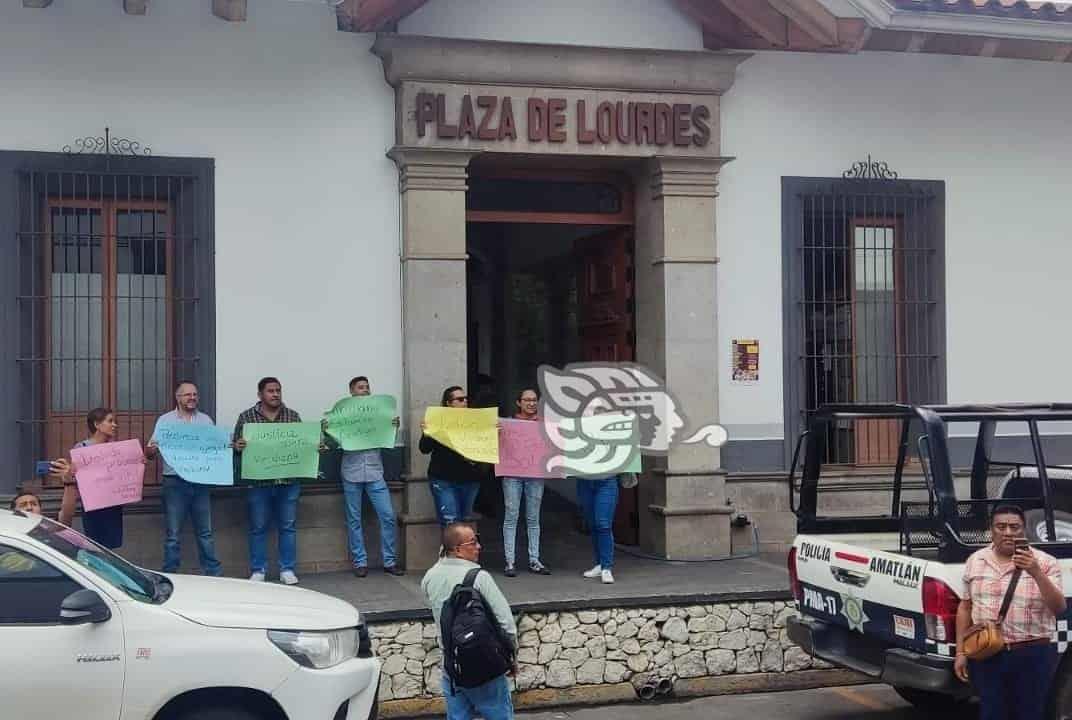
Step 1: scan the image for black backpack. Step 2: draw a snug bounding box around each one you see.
[440,568,514,689]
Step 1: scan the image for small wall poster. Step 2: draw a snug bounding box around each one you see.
[732,339,759,382]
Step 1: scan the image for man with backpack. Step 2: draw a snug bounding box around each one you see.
[421,523,517,720]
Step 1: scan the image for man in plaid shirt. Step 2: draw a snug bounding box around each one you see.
[955,504,1066,720]
[233,376,306,585]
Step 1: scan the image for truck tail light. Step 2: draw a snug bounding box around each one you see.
[788,547,803,602]
[922,577,959,643]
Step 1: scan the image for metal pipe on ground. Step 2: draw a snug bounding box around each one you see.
[637,681,658,701]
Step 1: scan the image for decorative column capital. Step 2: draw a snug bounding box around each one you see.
[645,155,733,200]
[387,146,478,193]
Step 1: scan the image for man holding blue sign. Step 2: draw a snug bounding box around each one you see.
[146,381,223,577]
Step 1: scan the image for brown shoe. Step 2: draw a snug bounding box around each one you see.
[384,565,405,577]
[353,566,368,578]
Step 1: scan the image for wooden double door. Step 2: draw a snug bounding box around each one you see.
[42,199,172,480]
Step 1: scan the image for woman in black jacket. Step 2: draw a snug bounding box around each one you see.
[420,385,485,527]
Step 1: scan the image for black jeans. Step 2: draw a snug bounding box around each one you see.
[970,643,1057,720]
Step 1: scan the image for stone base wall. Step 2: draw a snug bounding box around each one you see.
[372,602,826,703]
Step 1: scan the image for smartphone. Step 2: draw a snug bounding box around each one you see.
[1015,538,1031,553]
[34,460,52,477]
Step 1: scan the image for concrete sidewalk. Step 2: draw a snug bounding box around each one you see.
[303,549,790,621]
[303,485,791,620]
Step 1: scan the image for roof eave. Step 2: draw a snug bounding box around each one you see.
[847,0,1072,41]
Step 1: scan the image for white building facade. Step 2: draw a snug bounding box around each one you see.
[3,0,1071,568]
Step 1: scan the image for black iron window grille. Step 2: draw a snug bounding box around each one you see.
[1,145,215,494]
[781,172,946,466]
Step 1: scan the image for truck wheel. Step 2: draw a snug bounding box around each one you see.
[1024,509,1072,542]
[893,686,969,713]
[178,708,261,720]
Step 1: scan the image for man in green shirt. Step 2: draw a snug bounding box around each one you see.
[421,524,517,720]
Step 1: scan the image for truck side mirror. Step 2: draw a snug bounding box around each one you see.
[59,589,112,625]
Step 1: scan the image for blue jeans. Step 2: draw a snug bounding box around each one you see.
[441,672,513,720]
[576,477,619,569]
[429,477,480,528]
[971,643,1057,720]
[342,479,398,568]
[247,483,301,574]
[162,475,222,576]
[502,477,544,567]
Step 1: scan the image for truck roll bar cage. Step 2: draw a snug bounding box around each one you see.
[790,403,1072,560]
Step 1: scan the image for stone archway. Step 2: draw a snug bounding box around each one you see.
[373,34,746,568]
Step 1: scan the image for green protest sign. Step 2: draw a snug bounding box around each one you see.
[241,422,322,481]
[324,395,397,451]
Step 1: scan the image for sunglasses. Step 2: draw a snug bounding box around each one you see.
[451,395,468,402]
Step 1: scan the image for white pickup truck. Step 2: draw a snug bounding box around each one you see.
[786,404,1072,716]
[0,508,381,720]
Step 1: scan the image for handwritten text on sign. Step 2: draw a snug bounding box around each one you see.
[241,422,322,481]
[155,422,234,486]
[324,395,397,452]
[495,419,564,479]
[71,439,146,511]
[424,407,499,464]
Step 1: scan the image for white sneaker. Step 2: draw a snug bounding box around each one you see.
[583,565,603,579]
[280,570,299,586]
[249,572,266,582]
[601,569,615,584]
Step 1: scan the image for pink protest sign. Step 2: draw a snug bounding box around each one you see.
[70,439,146,511]
[495,419,565,479]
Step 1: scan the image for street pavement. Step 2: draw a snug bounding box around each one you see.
[520,684,969,719]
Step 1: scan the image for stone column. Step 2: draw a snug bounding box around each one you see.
[387,147,476,571]
[634,156,732,559]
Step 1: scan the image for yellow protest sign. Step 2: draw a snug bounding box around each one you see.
[423,407,499,464]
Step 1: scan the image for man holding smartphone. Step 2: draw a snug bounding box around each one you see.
[956,504,1066,720]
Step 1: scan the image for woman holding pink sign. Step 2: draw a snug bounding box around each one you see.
[65,408,128,549]
[500,388,551,578]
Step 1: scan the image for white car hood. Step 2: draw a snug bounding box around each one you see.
[163,574,361,631]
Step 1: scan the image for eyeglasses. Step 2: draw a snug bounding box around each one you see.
[456,533,481,548]
[451,395,468,402]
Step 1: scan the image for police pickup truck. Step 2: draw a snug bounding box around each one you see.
[786,404,1072,715]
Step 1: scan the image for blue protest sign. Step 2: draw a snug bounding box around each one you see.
[155,422,234,486]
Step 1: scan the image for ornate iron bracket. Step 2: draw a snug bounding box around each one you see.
[63,127,151,157]
[842,154,898,180]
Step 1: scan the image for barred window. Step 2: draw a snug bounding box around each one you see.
[782,176,946,466]
[0,151,215,494]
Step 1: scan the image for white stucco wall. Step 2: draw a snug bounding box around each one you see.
[0,1,399,427]
[719,50,1072,441]
[399,0,704,51]
[5,0,1070,452]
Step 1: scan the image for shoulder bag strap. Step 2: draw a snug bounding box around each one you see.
[997,568,1023,623]
[462,567,482,588]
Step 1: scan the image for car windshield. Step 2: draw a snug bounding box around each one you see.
[28,516,162,603]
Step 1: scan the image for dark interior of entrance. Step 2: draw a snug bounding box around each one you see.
[466,222,589,414]
[462,169,639,556]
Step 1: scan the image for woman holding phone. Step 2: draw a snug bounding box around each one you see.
[52,408,129,549]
